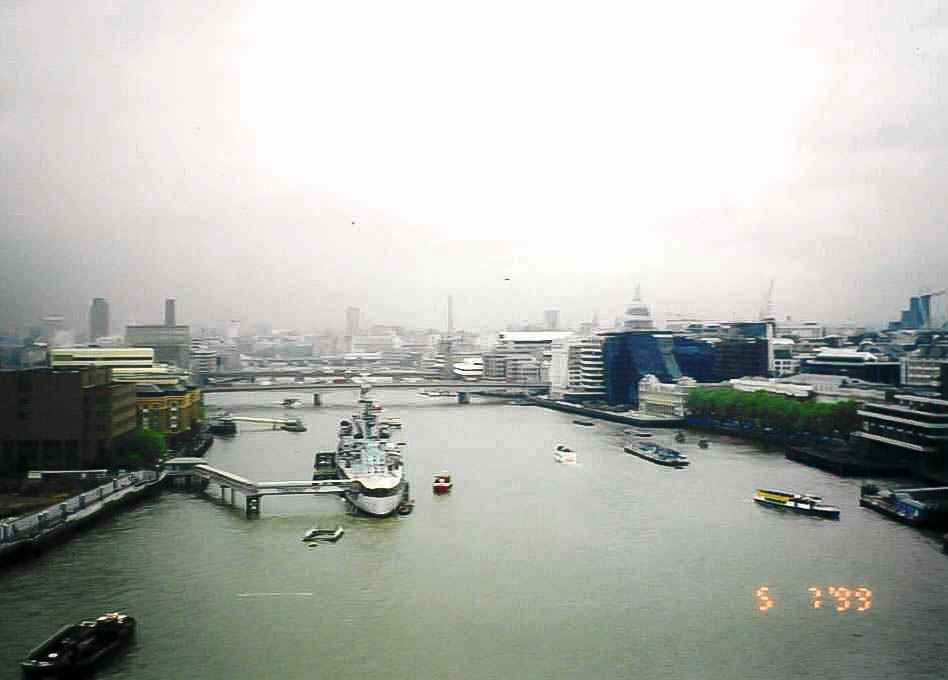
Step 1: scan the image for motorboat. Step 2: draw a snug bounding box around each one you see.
[698,439,709,449]
[433,473,453,494]
[554,445,577,464]
[625,442,689,468]
[208,419,237,435]
[281,419,307,432]
[754,489,840,519]
[398,500,415,515]
[279,398,302,409]
[381,416,402,429]
[21,612,136,675]
[572,419,595,427]
[624,429,653,438]
[674,431,686,444]
[301,526,345,543]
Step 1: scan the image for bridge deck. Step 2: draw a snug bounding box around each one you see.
[194,464,353,496]
[203,382,549,393]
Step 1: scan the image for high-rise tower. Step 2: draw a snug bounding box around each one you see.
[165,299,176,326]
[90,298,109,341]
[345,307,360,338]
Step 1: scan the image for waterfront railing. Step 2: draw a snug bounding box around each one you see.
[0,471,158,544]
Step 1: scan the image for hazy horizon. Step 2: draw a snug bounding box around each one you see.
[3,1,947,335]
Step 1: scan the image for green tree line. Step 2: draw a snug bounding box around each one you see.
[685,388,860,438]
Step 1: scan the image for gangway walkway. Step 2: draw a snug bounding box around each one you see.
[192,464,355,516]
[216,415,304,429]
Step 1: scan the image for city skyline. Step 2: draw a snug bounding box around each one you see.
[2,1,947,332]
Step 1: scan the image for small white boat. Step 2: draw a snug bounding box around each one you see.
[302,526,345,542]
[279,398,302,409]
[554,445,577,464]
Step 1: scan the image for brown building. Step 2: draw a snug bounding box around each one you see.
[0,367,137,475]
[135,383,203,443]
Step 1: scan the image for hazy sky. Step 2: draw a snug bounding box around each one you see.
[2,1,947,334]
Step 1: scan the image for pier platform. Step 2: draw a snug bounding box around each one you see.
[527,397,684,427]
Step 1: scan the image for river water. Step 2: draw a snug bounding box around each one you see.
[1,391,946,679]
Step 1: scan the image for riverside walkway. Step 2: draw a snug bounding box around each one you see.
[0,470,163,566]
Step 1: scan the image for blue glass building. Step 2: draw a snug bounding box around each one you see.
[671,336,717,382]
[601,331,681,407]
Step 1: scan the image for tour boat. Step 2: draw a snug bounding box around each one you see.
[301,526,345,543]
[753,489,840,519]
[21,612,136,675]
[554,445,577,464]
[625,442,689,468]
[433,473,453,493]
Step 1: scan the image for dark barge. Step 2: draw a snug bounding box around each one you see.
[625,443,689,468]
[21,612,135,675]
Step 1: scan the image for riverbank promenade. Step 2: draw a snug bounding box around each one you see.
[0,470,163,567]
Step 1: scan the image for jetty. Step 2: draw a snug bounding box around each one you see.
[166,459,356,517]
[216,415,305,430]
[527,397,684,427]
[859,484,948,529]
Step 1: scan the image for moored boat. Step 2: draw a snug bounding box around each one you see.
[624,429,653,438]
[281,419,307,432]
[21,612,136,675]
[698,439,709,449]
[554,445,577,464]
[624,442,689,468]
[573,419,594,427]
[208,419,237,435]
[754,488,840,519]
[433,473,453,493]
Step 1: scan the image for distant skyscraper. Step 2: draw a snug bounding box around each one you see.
[42,315,64,341]
[544,310,560,330]
[90,298,109,341]
[164,299,176,326]
[345,307,360,338]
